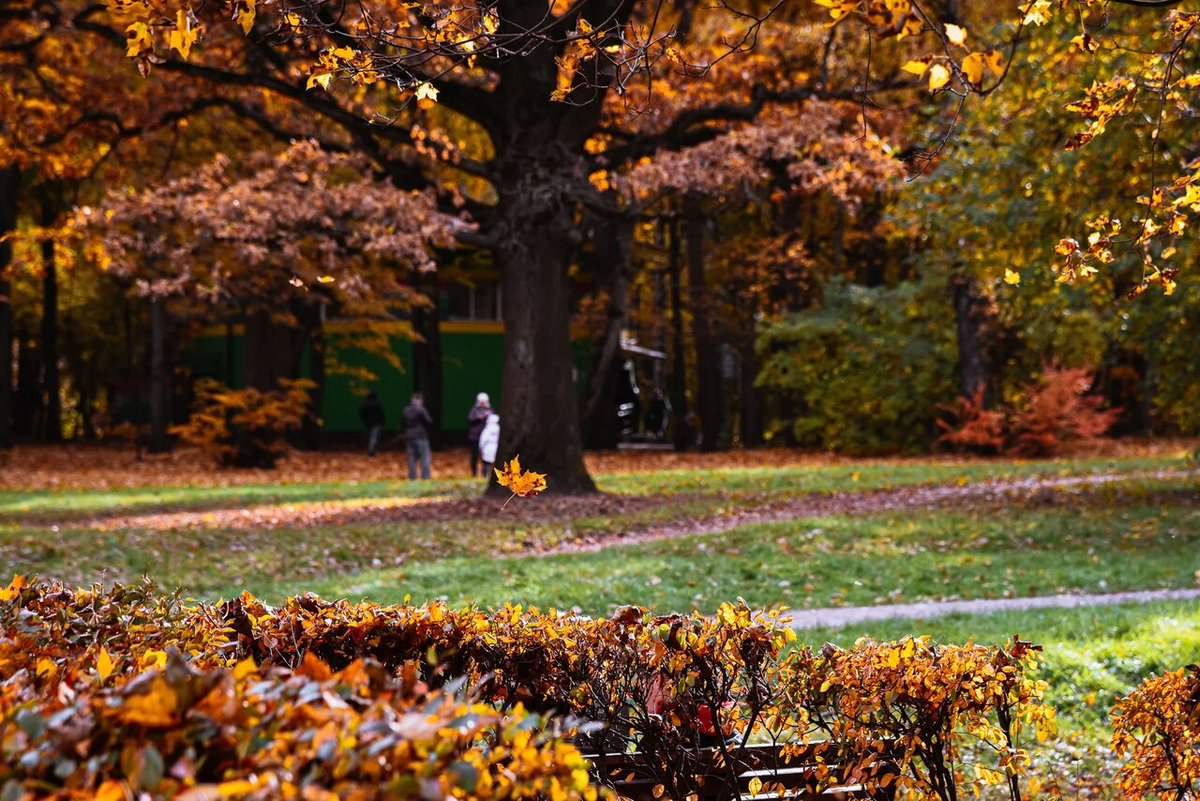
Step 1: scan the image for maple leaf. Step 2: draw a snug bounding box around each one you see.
[494,456,547,507]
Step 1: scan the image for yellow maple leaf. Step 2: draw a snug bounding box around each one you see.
[306,72,333,91]
[1004,269,1021,285]
[494,456,547,506]
[414,82,439,102]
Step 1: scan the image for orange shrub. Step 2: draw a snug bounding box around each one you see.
[939,366,1119,457]
[1111,665,1200,801]
[171,378,315,468]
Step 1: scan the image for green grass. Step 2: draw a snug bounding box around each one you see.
[1,453,1186,522]
[0,478,480,520]
[303,502,1200,613]
[596,456,1186,497]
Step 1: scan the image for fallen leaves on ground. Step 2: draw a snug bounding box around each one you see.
[0,438,1192,492]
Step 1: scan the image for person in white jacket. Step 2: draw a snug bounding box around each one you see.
[478,413,500,478]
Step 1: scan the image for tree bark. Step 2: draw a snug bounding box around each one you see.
[489,203,595,494]
[14,333,39,437]
[148,297,171,453]
[667,218,691,451]
[301,307,326,449]
[582,213,634,450]
[481,0,630,495]
[411,267,442,446]
[0,167,16,449]
[685,205,722,452]
[950,272,989,403]
[244,308,300,391]
[38,192,62,442]
[739,339,764,447]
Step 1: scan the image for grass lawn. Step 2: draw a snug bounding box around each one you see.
[309,501,1200,613]
[0,452,1186,521]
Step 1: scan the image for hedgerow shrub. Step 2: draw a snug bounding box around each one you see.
[0,578,1074,801]
[171,378,315,468]
[756,279,958,454]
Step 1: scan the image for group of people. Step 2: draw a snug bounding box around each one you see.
[359,390,499,481]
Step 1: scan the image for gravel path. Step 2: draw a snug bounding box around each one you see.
[780,588,1200,631]
[538,469,1196,556]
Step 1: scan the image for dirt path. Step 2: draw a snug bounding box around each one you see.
[536,469,1197,556]
[779,587,1200,631]
[44,467,1194,539]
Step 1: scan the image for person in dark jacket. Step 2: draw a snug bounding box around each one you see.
[359,391,386,456]
[402,392,434,480]
[466,392,491,476]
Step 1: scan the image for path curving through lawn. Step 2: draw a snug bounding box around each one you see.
[535,469,1197,556]
[779,587,1200,631]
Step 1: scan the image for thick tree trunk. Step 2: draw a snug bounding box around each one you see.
[244,309,300,391]
[685,207,722,452]
[950,273,989,403]
[14,333,39,437]
[0,167,16,449]
[301,312,326,449]
[148,297,171,453]
[411,268,442,446]
[739,339,764,447]
[582,214,634,450]
[489,206,595,494]
[667,218,691,451]
[39,195,61,442]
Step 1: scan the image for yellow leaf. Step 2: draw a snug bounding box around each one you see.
[961,52,985,86]
[928,64,951,91]
[1004,269,1021,285]
[0,574,25,602]
[316,275,336,284]
[96,780,128,801]
[985,50,1005,77]
[331,46,355,60]
[901,60,929,76]
[747,777,763,797]
[237,0,256,35]
[119,675,180,727]
[494,456,548,500]
[414,82,439,102]
[232,657,258,681]
[944,23,967,47]
[306,72,333,91]
[97,647,117,681]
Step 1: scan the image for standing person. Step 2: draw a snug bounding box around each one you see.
[402,392,434,480]
[359,391,385,457]
[466,392,491,476]
[478,412,500,479]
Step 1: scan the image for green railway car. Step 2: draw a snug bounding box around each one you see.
[187,319,512,435]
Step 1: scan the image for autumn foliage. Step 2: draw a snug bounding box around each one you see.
[939,367,1120,457]
[170,378,315,468]
[1111,664,1200,801]
[0,578,1078,801]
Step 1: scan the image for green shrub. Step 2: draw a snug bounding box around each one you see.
[756,278,957,453]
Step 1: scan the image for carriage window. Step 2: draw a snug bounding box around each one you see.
[445,280,501,321]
